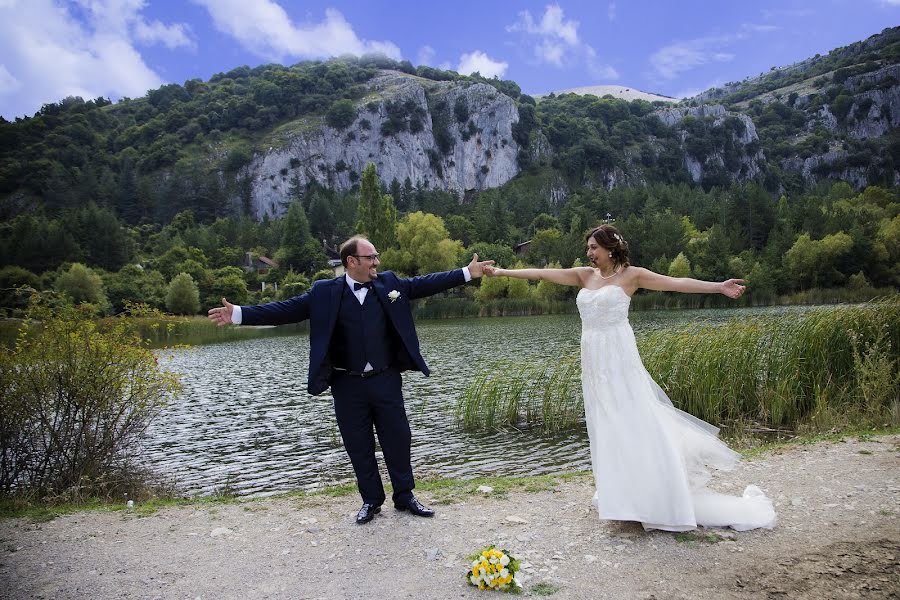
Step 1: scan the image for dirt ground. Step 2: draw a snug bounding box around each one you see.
[1,435,898,600]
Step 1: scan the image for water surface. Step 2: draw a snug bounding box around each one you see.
[148,305,814,497]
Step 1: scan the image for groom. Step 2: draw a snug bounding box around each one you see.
[208,236,493,524]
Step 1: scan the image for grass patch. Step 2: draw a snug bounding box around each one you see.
[0,493,239,522]
[530,582,561,596]
[674,531,725,544]
[738,425,900,459]
[417,473,585,505]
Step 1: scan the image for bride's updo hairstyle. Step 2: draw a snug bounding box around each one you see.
[586,225,630,268]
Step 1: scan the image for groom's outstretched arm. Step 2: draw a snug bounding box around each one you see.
[405,254,494,299]
[208,289,314,327]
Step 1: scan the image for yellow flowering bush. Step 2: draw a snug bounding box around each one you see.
[466,546,521,592]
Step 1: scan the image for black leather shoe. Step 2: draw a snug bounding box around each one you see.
[355,503,381,524]
[394,496,434,517]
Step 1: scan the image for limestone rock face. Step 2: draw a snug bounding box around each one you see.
[652,105,764,184]
[243,72,520,219]
[846,86,900,140]
[781,151,870,189]
[654,104,728,127]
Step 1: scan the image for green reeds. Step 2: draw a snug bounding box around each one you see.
[641,296,899,430]
[454,356,583,433]
[415,297,576,319]
[123,316,307,348]
[456,297,900,433]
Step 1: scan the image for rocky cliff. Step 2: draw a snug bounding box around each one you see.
[243,72,520,219]
[782,64,900,188]
[653,104,764,184]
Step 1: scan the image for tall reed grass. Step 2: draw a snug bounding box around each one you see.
[455,297,899,434]
[124,316,307,348]
[414,286,895,321]
[414,297,576,319]
[454,356,583,433]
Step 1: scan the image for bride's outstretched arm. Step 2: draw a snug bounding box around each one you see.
[483,265,590,287]
[635,267,746,299]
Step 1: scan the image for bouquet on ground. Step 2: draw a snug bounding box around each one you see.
[467,546,521,592]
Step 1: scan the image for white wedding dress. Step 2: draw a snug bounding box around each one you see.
[577,286,777,532]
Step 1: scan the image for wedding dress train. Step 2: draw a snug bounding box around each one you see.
[576,286,777,532]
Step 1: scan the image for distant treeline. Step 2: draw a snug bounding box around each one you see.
[1,173,896,318]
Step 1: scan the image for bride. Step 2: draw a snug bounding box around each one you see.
[484,225,776,532]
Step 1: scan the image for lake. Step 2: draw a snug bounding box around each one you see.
[148,305,812,497]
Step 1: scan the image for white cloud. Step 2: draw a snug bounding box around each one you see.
[740,23,779,34]
[133,19,194,49]
[0,64,22,95]
[76,0,195,49]
[507,4,617,81]
[193,0,400,62]
[417,45,435,67]
[760,8,814,19]
[508,4,580,63]
[457,51,508,78]
[588,62,619,80]
[0,0,190,119]
[508,4,579,45]
[649,24,776,81]
[608,3,616,21]
[650,37,736,80]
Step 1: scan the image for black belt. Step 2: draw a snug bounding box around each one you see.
[334,366,390,378]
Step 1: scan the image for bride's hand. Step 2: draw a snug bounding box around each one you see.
[483,265,500,277]
[721,279,746,299]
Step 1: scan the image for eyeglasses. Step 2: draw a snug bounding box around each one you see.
[352,253,380,261]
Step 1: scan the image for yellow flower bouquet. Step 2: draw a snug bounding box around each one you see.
[466,546,521,592]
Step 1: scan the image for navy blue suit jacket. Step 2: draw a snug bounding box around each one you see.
[240,269,466,395]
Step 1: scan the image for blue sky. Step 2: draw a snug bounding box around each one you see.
[1,0,898,120]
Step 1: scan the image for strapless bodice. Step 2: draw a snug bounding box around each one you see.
[576,286,631,329]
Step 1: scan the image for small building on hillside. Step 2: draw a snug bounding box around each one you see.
[323,240,344,276]
[244,252,277,276]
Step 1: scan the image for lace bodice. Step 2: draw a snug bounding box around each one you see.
[576,286,631,329]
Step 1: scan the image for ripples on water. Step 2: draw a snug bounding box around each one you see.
[147,305,814,497]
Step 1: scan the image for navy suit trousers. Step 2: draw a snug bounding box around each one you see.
[330,367,414,506]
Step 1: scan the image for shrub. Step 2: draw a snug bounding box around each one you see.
[55,263,109,314]
[165,272,200,315]
[0,266,40,314]
[0,300,180,499]
[326,99,357,129]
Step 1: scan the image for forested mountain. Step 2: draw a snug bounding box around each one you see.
[0,27,897,316]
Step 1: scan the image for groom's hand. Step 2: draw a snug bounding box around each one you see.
[466,253,495,278]
[208,297,235,326]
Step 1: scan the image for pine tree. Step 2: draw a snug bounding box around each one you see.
[356,163,397,250]
[275,200,324,274]
[308,190,335,242]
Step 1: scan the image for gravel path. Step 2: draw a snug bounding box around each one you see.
[1,435,898,599]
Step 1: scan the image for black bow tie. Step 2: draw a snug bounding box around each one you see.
[353,281,373,291]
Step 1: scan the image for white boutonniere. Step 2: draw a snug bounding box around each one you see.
[388,290,401,303]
